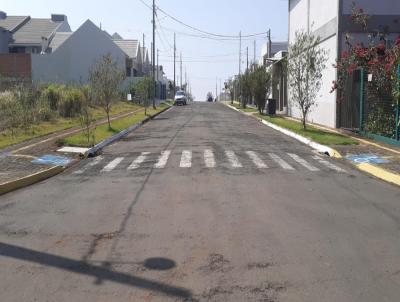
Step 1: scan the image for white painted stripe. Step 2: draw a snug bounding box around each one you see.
[288,153,320,172]
[312,155,346,173]
[225,151,242,168]
[246,151,268,169]
[269,153,295,170]
[101,157,124,172]
[74,156,103,174]
[128,152,150,170]
[155,150,171,169]
[180,150,192,168]
[204,149,216,168]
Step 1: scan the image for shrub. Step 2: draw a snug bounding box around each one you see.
[0,91,22,135]
[58,87,83,118]
[42,84,64,111]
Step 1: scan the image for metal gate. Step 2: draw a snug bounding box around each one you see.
[338,69,362,130]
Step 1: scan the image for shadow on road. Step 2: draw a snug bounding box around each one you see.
[0,242,192,299]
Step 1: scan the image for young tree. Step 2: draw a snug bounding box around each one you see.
[288,30,328,130]
[89,54,124,129]
[240,70,252,109]
[134,77,154,116]
[79,87,95,147]
[251,65,272,115]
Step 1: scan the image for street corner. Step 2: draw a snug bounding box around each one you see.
[344,153,400,187]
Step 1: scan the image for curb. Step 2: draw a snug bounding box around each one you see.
[0,166,65,196]
[224,103,341,158]
[87,105,173,157]
[356,163,400,187]
[224,102,400,187]
[259,119,342,158]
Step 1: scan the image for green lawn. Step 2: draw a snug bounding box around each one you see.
[231,102,258,113]
[257,114,358,146]
[60,104,167,147]
[0,101,143,150]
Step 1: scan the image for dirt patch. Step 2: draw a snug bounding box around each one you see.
[247,262,272,270]
[184,282,287,302]
[199,253,233,273]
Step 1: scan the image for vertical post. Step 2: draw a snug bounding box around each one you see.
[254,40,256,66]
[180,52,182,89]
[246,47,249,71]
[152,0,156,109]
[173,33,176,94]
[268,29,272,58]
[157,49,159,82]
[216,78,218,102]
[396,65,400,140]
[239,31,242,106]
[359,68,365,132]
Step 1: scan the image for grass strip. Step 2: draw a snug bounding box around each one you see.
[0,102,143,150]
[60,104,167,147]
[257,114,358,146]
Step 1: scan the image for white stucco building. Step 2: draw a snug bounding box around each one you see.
[288,0,400,128]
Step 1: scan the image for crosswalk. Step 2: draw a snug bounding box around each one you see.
[73,150,347,175]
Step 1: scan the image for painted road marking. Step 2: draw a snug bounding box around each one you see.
[225,151,242,168]
[101,157,124,172]
[312,155,346,173]
[155,150,171,169]
[74,156,104,174]
[288,153,320,172]
[180,150,192,168]
[128,152,151,170]
[204,149,216,168]
[246,151,268,169]
[269,153,295,170]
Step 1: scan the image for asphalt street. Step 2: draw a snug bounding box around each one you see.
[1,102,400,302]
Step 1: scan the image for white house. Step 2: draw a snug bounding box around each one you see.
[288,0,400,128]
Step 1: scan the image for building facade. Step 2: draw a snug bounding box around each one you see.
[288,0,400,128]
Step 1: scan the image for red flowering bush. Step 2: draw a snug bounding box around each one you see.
[332,1,400,99]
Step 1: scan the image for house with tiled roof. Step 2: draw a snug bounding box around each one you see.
[0,11,148,85]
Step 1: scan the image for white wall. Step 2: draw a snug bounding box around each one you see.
[310,0,338,30]
[343,0,400,15]
[32,20,126,85]
[288,0,339,127]
[288,34,338,128]
[289,0,309,43]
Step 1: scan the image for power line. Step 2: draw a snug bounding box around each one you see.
[138,0,270,39]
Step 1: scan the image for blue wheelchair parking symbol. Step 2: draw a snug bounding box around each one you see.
[32,155,72,167]
[346,154,389,165]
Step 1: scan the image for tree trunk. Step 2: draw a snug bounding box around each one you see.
[302,111,307,130]
[106,104,111,129]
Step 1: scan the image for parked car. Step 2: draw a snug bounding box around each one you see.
[174,91,187,106]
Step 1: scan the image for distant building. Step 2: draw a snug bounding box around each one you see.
[0,11,150,86]
[261,41,288,113]
[288,0,400,128]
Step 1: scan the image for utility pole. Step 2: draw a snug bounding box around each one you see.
[239,31,242,105]
[254,40,256,66]
[152,0,156,109]
[157,48,159,82]
[267,29,272,58]
[246,46,249,71]
[180,52,182,90]
[185,66,187,93]
[216,78,218,102]
[173,32,176,94]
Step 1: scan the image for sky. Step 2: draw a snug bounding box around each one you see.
[1,0,288,100]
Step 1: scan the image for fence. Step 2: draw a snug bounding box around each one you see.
[340,66,400,146]
[359,66,400,145]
